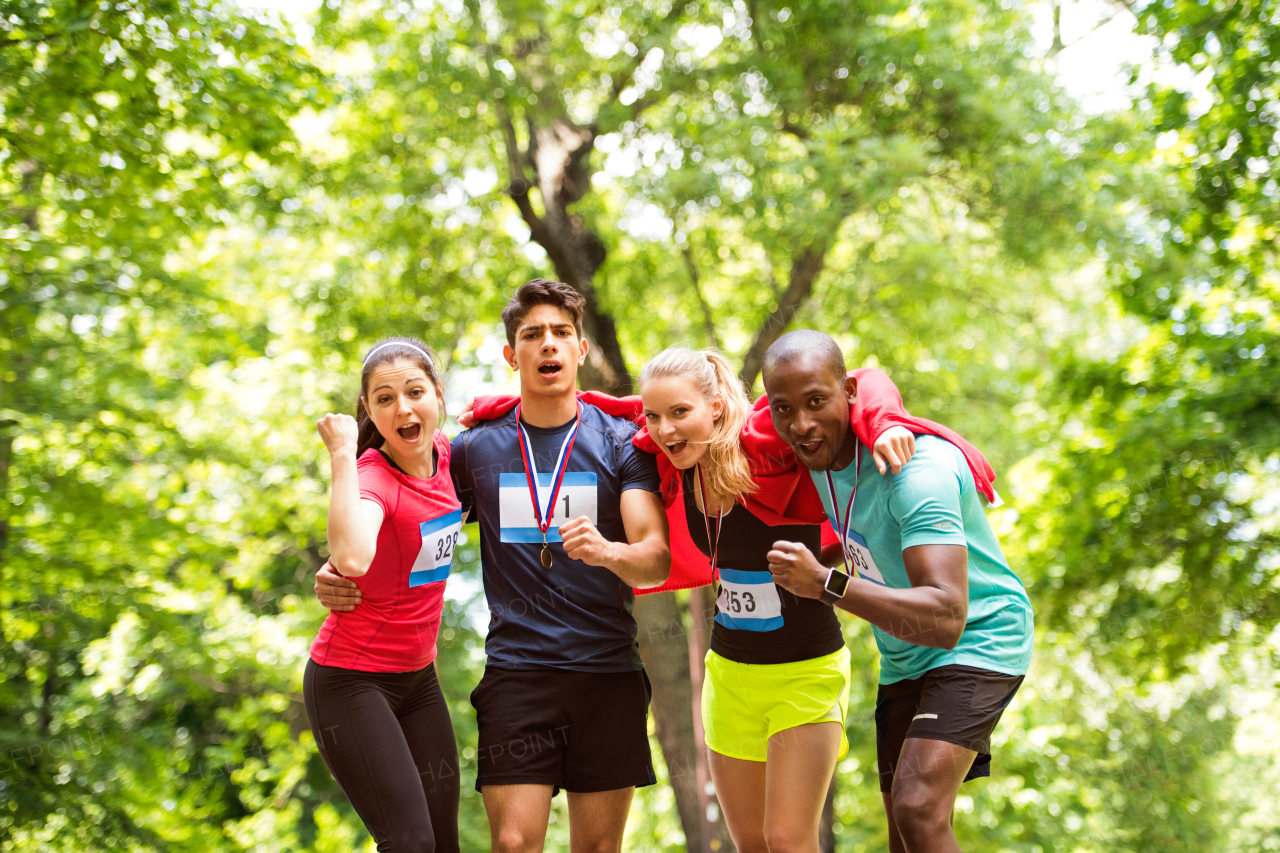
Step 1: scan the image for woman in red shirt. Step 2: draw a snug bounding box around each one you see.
[306,337,461,853]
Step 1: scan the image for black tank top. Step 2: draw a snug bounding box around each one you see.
[682,468,845,665]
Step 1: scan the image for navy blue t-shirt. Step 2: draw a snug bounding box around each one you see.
[450,402,661,673]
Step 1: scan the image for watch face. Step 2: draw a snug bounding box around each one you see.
[828,571,851,597]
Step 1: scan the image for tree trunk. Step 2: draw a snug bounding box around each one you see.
[0,420,20,688]
[634,592,706,849]
[738,245,828,393]
[507,118,631,395]
[687,585,735,852]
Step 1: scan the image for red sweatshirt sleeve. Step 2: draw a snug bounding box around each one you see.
[469,394,519,421]
[849,368,999,505]
[467,391,644,423]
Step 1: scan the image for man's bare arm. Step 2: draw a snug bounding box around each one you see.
[768,542,968,649]
[560,489,671,589]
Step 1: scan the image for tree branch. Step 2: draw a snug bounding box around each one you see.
[1049,1,1130,57]
[0,30,65,49]
[738,244,829,390]
[781,118,811,141]
[681,244,720,349]
[599,1,687,124]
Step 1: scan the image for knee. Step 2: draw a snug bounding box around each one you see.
[380,829,436,853]
[890,784,950,844]
[579,842,622,853]
[764,824,815,853]
[733,840,770,853]
[493,828,534,853]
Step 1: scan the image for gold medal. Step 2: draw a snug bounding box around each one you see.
[540,544,553,568]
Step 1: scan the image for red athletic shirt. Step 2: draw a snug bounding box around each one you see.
[309,432,461,672]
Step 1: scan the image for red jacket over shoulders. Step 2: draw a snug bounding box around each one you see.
[466,368,998,594]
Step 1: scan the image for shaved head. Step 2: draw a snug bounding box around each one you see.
[762,329,847,384]
[760,330,858,471]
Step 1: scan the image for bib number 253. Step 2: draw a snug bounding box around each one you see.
[722,589,756,614]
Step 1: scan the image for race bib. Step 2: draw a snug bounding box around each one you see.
[714,569,783,632]
[410,509,463,587]
[841,530,886,585]
[498,472,598,543]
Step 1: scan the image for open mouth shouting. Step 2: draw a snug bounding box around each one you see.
[665,439,689,459]
[537,359,563,382]
[396,422,423,443]
[792,437,825,461]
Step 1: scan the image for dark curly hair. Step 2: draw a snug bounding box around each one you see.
[500,279,586,346]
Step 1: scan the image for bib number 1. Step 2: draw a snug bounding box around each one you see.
[411,509,463,587]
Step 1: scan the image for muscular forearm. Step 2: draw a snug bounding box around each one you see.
[834,582,966,649]
[602,536,671,589]
[326,450,375,577]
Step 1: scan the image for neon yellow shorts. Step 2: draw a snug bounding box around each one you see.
[702,646,852,763]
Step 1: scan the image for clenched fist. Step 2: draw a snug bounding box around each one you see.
[558,516,617,567]
[317,413,359,457]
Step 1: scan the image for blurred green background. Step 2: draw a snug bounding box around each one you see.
[2,0,1278,849]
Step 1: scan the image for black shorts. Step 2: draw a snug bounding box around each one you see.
[470,666,656,794]
[875,664,1023,793]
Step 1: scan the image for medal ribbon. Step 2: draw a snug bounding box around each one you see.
[514,402,581,538]
[696,463,725,581]
[823,442,862,578]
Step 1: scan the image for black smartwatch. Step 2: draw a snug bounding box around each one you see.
[819,568,851,605]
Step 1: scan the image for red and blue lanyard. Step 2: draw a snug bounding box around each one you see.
[514,401,581,546]
[823,441,861,578]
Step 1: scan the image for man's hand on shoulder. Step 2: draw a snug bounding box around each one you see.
[457,398,477,429]
[315,559,362,611]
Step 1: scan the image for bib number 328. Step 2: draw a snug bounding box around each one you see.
[411,509,463,587]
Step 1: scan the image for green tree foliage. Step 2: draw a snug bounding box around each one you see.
[3,0,1279,851]
[1003,0,1280,848]
[1028,0,1280,662]
[0,0,325,847]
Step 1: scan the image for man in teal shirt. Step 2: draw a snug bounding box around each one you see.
[762,330,1033,853]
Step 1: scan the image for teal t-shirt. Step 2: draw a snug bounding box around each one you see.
[811,434,1034,684]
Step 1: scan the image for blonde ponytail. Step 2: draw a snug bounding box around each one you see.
[639,347,757,503]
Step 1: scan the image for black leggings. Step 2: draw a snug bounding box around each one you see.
[304,659,460,853]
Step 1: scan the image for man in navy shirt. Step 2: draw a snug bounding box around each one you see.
[316,279,671,853]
